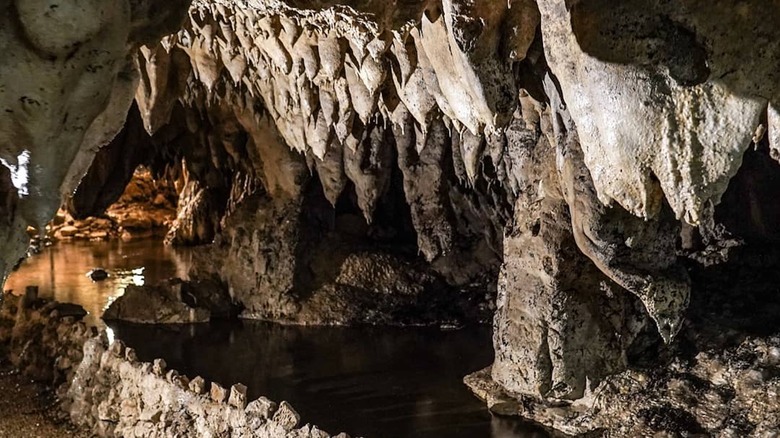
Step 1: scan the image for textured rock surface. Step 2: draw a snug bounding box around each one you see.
[119,0,532,329]
[468,236,780,435]
[0,291,93,384]
[5,0,780,435]
[41,167,177,244]
[67,337,344,437]
[490,98,648,401]
[0,0,191,282]
[103,277,235,324]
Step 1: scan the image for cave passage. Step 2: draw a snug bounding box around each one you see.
[4,0,780,436]
[6,233,543,438]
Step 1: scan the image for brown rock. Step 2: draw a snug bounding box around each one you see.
[210,382,228,403]
[272,401,300,431]
[189,376,206,395]
[59,226,78,237]
[246,396,277,421]
[228,384,248,409]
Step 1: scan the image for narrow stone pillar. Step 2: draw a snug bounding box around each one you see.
[491,156,635,400]
[489,94,650,401]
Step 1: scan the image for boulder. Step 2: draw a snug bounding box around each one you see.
[102,278,235,324]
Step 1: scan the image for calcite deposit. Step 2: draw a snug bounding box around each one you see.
[3,0,780,435]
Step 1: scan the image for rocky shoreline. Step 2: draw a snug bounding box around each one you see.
[28,168,176,248]
[0,290,349,438]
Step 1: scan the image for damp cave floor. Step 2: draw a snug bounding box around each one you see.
[0,355,89,438]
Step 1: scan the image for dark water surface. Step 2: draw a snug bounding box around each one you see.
[109,321,546,438]
[7,241,545,438]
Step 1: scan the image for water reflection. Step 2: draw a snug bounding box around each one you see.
[5,240,191,325]
[6,241,546,437]
[110,321,548,438]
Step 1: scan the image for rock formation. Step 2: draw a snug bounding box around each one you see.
[0,0,191,279]
[102,277,236,324]
[3,0,780,434]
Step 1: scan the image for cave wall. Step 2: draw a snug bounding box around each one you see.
[127,0,780,409]
[117,0,528,325]
[5,0,780,431]
[0,0,191,281]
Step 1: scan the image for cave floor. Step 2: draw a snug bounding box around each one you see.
[0,355,88,438]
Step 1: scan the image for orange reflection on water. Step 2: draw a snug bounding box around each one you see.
[5,240,191,325]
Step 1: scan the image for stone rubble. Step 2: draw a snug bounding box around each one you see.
[38,168,177,244]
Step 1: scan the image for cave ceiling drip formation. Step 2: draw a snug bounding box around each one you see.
[2,0,780,435]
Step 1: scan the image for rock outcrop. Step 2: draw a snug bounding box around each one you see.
[42,167,177,243]
[103,277,236,324]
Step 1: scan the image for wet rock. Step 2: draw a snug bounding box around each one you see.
[88,269,109,282]
[89,231,109,240]
[103,282,210,324]
[51,303,88,320]
[102,278,234,324]
[176,277,237,319]
[118,213,153,230]
[59,226,79,238]
[58,165,178,243]
[52,213,66,226]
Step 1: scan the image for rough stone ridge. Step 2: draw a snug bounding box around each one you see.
[68,337,342,438]
[0,291,345,438]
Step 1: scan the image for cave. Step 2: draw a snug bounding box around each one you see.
[2,0,780,437]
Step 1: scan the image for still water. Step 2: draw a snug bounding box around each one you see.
[6,241,546,438]
[5,240,192,325]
